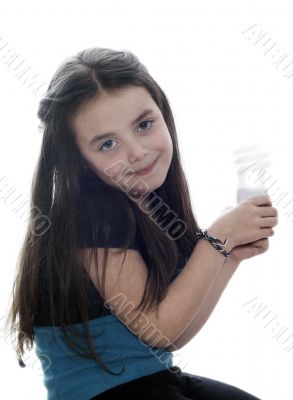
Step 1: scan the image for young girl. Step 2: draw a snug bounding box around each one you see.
[5,47,278,399]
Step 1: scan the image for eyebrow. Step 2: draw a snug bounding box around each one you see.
[89,108,156,147]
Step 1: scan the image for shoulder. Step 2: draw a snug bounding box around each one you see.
[77,184,143,251]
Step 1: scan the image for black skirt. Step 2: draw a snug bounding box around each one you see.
[89,366,261,400]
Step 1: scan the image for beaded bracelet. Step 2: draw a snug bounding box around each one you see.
[195,228,230,258]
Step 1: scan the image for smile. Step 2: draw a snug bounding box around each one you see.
[134,157,158,176]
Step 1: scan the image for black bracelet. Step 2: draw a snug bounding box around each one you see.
[195,228,230,258]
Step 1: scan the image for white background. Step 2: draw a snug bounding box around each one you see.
[0,1,292,399]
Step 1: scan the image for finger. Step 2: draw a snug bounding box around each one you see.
[259,227,274,238]
[257,238,269,247]
[256,242,269,252]
[260,217,278,228]
[249,195,272,206]
[250,238,269,248]
[252,237,269,244]
[259,206,278,218]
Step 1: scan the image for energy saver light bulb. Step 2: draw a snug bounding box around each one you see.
[234,145,271,203]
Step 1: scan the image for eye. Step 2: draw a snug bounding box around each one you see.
[99,119,155,152]
[99,139,117,152]
[137,119,154,132]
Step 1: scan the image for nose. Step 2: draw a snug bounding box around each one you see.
[127,140,149,164]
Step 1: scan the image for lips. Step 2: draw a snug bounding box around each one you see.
[134,157,158,175]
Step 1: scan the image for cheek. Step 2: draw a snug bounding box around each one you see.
[158,130,173,160]
[153,124,171,148]
[98,160,118,181]
[99,159,130,185]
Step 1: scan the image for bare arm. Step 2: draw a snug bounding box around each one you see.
[81,227,233,349]
[165,258,240,351]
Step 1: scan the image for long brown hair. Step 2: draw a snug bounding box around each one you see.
[4,47,200,374]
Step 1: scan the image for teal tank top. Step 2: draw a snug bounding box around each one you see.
[34,314,173,399]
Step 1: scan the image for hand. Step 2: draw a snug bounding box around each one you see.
[220,206,273,265]
[226,237,270,265]
[209,196,277,252]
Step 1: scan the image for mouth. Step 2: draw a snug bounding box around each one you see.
[133,157,158,176]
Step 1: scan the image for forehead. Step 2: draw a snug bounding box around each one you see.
[70,85,157,140]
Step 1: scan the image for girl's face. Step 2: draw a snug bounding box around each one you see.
[71,85,173,199]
